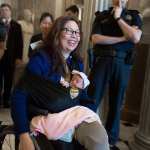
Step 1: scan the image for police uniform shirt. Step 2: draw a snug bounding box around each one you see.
[92,7,142,54]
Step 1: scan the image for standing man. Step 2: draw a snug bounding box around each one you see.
[88,0,142,149]
[0,17,7,60]
[0,3,23,108]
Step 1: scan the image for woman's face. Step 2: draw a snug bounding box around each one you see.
[60,20,80,53]
[40,16,53,35]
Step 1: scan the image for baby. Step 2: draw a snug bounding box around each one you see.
[60,70,90,89]
[60,70,90,99]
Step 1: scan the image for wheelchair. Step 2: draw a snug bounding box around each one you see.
[0,106,85,150]
[0,124,84,150]
[0,123,17,150]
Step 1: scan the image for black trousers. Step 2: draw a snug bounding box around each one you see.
[35,134,84,150]
[0,53,15,106]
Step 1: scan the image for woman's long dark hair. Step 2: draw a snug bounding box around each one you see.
[44,16,82,76]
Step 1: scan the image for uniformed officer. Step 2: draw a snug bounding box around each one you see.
[88,0,142,149]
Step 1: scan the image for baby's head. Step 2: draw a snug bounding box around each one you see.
[70,70,90,89]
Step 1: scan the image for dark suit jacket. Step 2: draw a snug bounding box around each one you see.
[5,19,23,65]
[28,33,42,58]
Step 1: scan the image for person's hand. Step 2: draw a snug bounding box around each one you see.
[0,48,4,60]
[113,0,123,19]
[113,6,122,19]
[19,133,35,150]
[15,59,23,66]
[70,74,84,89]
[0,42,5,59]
[60,77,70,88]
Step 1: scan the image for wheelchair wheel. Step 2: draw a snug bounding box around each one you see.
[0,125,84,150]
[0,125,42,150]
[0,125,17,150]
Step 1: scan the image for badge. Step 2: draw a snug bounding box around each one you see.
[70,88,79,99]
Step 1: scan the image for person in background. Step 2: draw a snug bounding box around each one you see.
[88,0,142,149]
[0,3,23,108]
[13,9,34,86]
[11,16,109,150]
[0,17,7,60]
[28,12,53,57]
[65,5,79,19]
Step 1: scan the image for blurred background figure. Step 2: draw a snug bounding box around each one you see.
[13,9,34,86]
[28,12,53,57]
[0,17,7,60]
[0,3,23,108]
[65,5,79,19]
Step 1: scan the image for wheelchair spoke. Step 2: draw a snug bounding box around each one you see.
[2,134,15,150]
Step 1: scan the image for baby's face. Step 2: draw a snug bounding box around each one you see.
[70,74,84,89]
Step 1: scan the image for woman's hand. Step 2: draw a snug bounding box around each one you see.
[19,133,35,150]
[60,77,70,88]
[0,41,5,59]
[15,59,23,66]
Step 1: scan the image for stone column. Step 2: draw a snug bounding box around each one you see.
[64,0,75,8]
[131,17,150,150]
[54,0,65,18]
[131,47,150,150]
[81,0,96,72]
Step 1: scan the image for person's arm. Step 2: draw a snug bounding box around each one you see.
[11,90,35,150]
[19,133,35,150]
[15,23,23,65]
[11,53,48,135]
[91,12,127,45]
[113,4,142,44]
[116,15,142,43]
[91,34,126,45]
[27,51,62,83]
[11,89,30,134]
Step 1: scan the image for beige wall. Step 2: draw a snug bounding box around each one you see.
[128,0,140,9]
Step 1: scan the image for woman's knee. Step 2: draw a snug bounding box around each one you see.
[75,121,109,150]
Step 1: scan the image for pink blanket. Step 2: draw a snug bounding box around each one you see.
[30,106,101,140]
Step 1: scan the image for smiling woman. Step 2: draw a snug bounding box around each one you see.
[11,16,109,150]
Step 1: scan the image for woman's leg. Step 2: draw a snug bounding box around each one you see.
[75,121,109,150]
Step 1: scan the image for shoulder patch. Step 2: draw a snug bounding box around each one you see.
[95,10,110,22]
[128,9,142,19]
[129,9,140,15]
